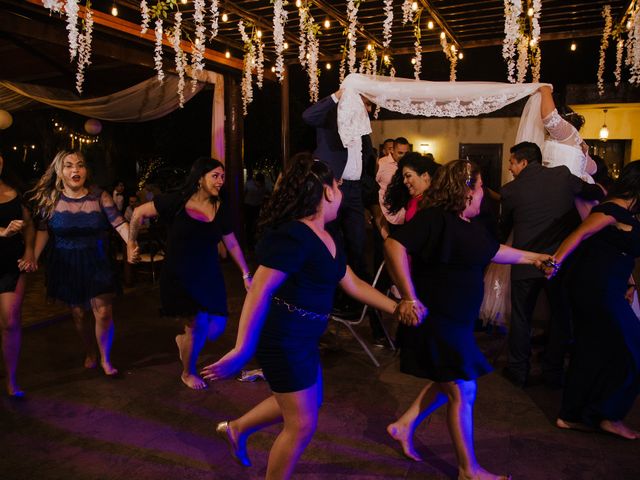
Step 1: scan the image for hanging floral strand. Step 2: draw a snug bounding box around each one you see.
[598,5,612,95]
[440,33,458,81]
[191,0,207,91]
[140,0,150,34]
[627,6,640,84]
[65,0,80,60]
[530,0,542,82]
[615,39,624,86]
[298,5,308,68]
[502,0,521,83]
[43,0,64,12]
[298,5,320,102]
[401,0,413,26]
[382,0,393,49]
[413,23,422,80]
[346,0,360,73]
[169,12,187,107]
[238,20,255,115]
[339,44,347,83]
[154,19,165,82]
[75,1,94,94]
[272,0,288,82]
[210,0,220,39]
[255,31,265,89]
[516,33,528,83]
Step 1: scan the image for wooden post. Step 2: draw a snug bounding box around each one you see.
[224,75,245,246]
[281,65,290,168]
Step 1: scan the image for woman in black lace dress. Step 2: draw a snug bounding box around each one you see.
[0,153,35,397]
[551,160,640,440]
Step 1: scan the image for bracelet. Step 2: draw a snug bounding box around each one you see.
[242,272,252,280]
[400,299,417,304]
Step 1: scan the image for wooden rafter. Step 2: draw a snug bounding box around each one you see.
[310,0,384,51]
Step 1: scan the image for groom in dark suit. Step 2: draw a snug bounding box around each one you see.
[500,141,604,387]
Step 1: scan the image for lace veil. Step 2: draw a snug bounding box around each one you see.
[337,73,549,157]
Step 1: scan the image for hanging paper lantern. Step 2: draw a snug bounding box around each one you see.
[0,110,13,130]
[84,118,102,135]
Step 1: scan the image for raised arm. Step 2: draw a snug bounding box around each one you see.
[553,211,615,266]
[222,232,252,290]
[301,92,340,127]
[127,201,159,263]
[201,266,288,381]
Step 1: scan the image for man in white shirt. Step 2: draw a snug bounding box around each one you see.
[376,137,410,236]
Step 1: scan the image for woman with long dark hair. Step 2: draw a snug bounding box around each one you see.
[31,150,129,376]
[385,160,551,480]
[548,160,640,439]
[0,152,35,397]
[201,153,400,479]
[384,152,440,223]
[128,157,251,390]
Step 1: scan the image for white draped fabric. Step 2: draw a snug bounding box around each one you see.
[0,71,226,161]
[337,73,550,155]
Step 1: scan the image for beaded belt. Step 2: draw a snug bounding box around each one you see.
[271,296,329,321]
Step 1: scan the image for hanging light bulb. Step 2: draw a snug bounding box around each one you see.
[324,19,330,28]
[411,2,418,11]
[529,38,537,47]
[326,63,331,70]
[427,20,434,30]
[440,31,445,40]
[296,0,301,7]
[225,50,231,58]
[367,43,372,51]
[411,58,416,65]
[527,7,534,17]
[111,2,118,16]
[283,42,289,49]
[257,30,262,38]
[222,13,228,22]
[599,109,609,141]
[458,52,464,60]
[451,44,457,53]
[383,54,389,63]
[180,0,187,4]
[627,19,633,30]
[570,42,577,52]
[271,66,276,72]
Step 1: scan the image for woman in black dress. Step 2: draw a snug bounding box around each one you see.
[128,157,251,390]
[385,160,551,480]
[550,160,640,440]
[201,154,399,479]
[0,153,35,397]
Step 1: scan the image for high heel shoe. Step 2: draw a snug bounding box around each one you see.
[216,421,251,467]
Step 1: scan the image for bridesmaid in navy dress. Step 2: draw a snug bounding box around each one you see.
[128,157,251,390]
[201,153,400,479]
[550,160,640,440]
[385,160,551,480]
[31,150,129,376]
[0,153,36,397]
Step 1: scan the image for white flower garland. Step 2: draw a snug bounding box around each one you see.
[170,12,187,107]
[65,0,80,60]
[516,35,528,83]
[75,2,93,94]
[43,0,64,13]
[502,0,521,83]
[272,0,288,82]
[615,38,624,86]
[140,0,150,35]
[627,8,640,84]
[339,45,347,83]
[413,31,422,79]
[307,26,319,102]
[440,34,457,81]
[239,21,255,115]
[298,6,308,67]
[256,35,265,89]
[210,0,220,39]
[401,0,413,26]
[346,0,359,74]
[598,5,612,95]
[154,19,165,82]
[530,0,541,82]
[191,0,207,91]
[382,0,393,49]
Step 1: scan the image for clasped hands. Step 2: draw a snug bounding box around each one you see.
[127,241,140,264]
[394,298,428,326]
[533,254,560,279]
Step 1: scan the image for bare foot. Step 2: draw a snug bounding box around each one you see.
[600,420,640,440]
[175,334,185,362]
[386,423,423,461]
[181,372,208,390]
[84,354,98,369]
[7,383,25,398]
[216,420,251,467]
[556,418,595,432]
[101,361,119,377]
[458,467,511,480]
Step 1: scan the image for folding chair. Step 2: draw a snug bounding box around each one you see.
[329,261,396,367]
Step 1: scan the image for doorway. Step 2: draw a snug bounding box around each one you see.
[458,143,503,191]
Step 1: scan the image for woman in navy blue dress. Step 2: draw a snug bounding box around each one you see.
[128,157,251,390]
[31,150,129,376]
[385,160,551,480]
[201,153,400,479]
[0,153,36,397]
[550,160,640,440]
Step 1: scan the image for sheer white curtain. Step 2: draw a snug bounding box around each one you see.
[337,73,549,155]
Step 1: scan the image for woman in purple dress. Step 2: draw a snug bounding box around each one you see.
[31,150,129,376]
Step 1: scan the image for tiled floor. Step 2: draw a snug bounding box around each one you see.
[2,261,639,479]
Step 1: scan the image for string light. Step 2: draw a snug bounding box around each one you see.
[411,58,416,65]
[411,1,418,11]
[527,7,534,17]
[256,30,262,38]
[225,50,231,58]
[283,42,288,49]
[458,52,464,60]
[627,20,632,30]
[367,43,372,51]
[383,54,389,62]
[529,38,537,47]
[271,66,276,72]
[326,62,331,70]
[440,31,445,40]
[570,42,577,51]
[295,0,301,7]
[324,19,330,28]
[221,13,228,22]
[111,2,118,16]
[427,20,434,30]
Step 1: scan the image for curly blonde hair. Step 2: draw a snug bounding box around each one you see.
[420,159,480,214]
[28,149,85,220]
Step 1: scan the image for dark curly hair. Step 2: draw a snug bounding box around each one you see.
[607,160,640,214]
[420,159,481,214]
[258,152,335,229]
[384,152,440,215]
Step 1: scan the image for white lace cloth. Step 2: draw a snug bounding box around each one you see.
[337,73,549,151]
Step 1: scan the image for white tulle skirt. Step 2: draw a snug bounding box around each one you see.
[479,263,511,327]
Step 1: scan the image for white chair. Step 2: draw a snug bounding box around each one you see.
[329,261,396,367]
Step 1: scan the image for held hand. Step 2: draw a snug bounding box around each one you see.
[127,242,140,264]
[394,299,427,327]
[201,349,247,382]
[625,285,636,305]
[534,254,558,279]
[0,220,24,238]
[17,250,37,272]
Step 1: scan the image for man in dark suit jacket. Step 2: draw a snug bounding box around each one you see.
[500,141,604,387]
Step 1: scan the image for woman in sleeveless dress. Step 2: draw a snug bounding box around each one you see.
[31,150,129,376]
[128,157,251,390]
[201,154,400,479]
[0,153,36,397]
